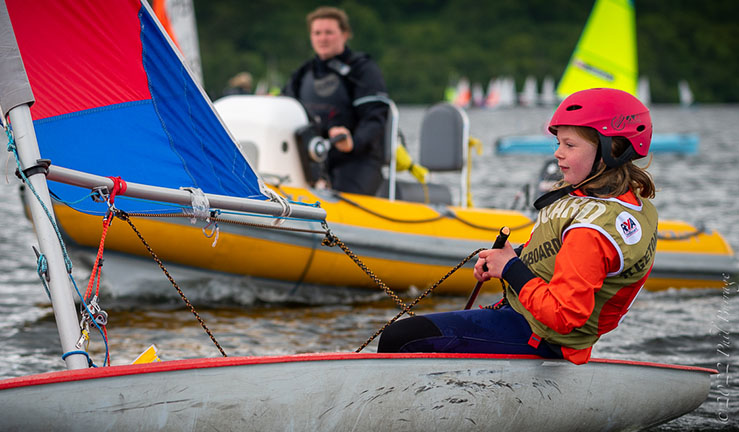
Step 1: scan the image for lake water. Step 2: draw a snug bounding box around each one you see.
[1,105,737,430]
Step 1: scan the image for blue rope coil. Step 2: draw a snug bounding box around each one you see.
[61,350,97,368]
[5,127,16,152]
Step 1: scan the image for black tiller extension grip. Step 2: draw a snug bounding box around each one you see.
[464,226,510,310]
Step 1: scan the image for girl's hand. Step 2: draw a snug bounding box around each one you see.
[473,242,517,281]
[329,126,353,152]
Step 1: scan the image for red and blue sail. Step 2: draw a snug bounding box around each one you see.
[5,0,265,214]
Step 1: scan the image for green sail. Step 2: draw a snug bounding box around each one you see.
[556,0,637,99]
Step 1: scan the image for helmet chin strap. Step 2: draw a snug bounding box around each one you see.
[599,133,637,168]
[534,132,638,210]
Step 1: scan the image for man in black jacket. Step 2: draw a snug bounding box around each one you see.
[282,6,388,195]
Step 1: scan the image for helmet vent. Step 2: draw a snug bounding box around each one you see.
[565,104,582,111]
[636,125,646,132]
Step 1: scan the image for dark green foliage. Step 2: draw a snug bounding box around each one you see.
[193,0,739,103]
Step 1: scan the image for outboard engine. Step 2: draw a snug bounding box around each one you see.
[213,95,322,189]
[294,123,330,186]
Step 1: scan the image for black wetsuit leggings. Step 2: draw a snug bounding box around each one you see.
[377,304,563,358]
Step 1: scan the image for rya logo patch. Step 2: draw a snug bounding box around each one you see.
[615,211,642,245]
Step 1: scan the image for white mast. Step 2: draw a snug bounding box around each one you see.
[7,106,88,370]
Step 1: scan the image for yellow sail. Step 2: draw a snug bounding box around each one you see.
[556,0,638,98]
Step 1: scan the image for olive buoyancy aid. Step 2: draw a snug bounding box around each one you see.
[507,193,658,349]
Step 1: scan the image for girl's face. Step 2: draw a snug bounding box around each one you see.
[554,126,598,185]
[310,18,349,60]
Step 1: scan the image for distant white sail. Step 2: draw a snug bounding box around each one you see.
[471,82,484,107]
[519,76,538,107]
[499,76,517,108]
[678,80,694,106]
[637,76,651,105]
[540,76,557,106]
[483,77,500,109]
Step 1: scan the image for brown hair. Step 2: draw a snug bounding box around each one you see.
[306,6,352,37]
[563,126,656,199]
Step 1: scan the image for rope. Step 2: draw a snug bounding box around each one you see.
[451,215,534,232]
[657,225,706,241]
[62,350,96,368]
[355,247,486,352]
[4,122,108,367]
[338,193,534,232]
[338,194,445,223]
[5,126,73,273]
[321,225,413,314]
[85,216,112,301]
[35,252,51,301]
[114,210,228,357]
[263,186,292,222]
[180,187,210,222]
[181,187,221,246]
[68,272,109,367]
[124,211,327,235]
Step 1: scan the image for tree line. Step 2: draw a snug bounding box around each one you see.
[194,0,739,104]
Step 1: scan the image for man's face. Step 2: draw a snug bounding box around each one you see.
[310,18,348,60]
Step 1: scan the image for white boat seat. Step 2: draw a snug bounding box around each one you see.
[359,98,469,206]
[419,103,467,173]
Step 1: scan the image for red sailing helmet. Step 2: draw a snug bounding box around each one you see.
[548,88,652,166]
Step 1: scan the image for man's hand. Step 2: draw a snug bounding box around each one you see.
[329,126,353,152]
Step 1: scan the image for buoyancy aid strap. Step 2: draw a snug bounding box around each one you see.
[533,184,574,210]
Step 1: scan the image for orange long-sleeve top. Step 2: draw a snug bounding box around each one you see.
[502,190,645,364]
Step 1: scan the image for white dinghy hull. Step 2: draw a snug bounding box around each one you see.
[0,353,714,431]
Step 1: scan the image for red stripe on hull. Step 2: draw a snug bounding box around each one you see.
[0,352,716,391]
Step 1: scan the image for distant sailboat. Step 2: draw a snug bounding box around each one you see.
[497,0,699,155]
[444,80,457,103]
[678,80,694,106]
[637,76,651,105]
[471,82,484,107]
[498,76,517,108]
[483,77,500,109]
[556,0,637,98]
[540,76,557,106]
[453,77,471,108]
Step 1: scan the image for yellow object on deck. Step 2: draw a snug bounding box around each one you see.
[467,137,483,207]
[395,144,429,183]
[132,344,161,364]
